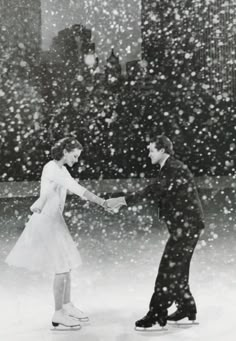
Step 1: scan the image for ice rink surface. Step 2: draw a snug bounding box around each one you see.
[0,193,235,341]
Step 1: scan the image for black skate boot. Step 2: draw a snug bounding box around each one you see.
[135,311,167,330]
[167,309,196,322]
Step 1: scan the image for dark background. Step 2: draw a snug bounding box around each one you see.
[0,0,235,181]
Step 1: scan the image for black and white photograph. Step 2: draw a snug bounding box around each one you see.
[0,0,236,340]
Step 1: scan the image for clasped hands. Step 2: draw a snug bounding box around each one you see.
[103,197,127,213]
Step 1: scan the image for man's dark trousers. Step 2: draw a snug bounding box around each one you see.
[149,226,201,317]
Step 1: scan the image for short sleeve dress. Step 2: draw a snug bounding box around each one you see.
[5,160,87,274]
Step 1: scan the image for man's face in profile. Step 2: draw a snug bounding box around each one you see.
[148,142,165,165]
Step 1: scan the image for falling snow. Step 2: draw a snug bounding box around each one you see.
[0,0,236,340]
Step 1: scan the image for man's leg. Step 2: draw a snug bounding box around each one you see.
[149,236,179,315]
[135,236,176,328]
[168,230,200,321]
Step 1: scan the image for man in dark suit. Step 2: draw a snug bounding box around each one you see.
[107,135,205,329]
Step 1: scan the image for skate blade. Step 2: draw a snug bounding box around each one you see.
[168,320,199,326]
[51,326,82,331]
[135,325,168,332]
[51,322,81,330]
[70,316,89,323]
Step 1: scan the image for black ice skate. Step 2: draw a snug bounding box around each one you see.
[135,311,167,331]
[167,309,198,324]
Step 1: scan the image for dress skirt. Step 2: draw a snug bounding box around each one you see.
[5,211,82,274]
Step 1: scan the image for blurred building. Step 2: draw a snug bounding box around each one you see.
[0,0,41,64]
[40,23,100,102]
[126,60,143,80]
[195,0,236,97]
[49,25,96,67]
[105,49,122,88]
[141,0,236,97]
[140,1,164,72]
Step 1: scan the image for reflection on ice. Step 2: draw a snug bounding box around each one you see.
[0,197,236,341]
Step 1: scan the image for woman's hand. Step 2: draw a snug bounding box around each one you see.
[104,197,127,213]
[30,207,41,214]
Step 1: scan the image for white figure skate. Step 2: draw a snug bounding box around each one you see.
[63,302,89,322]
[52,309,81,328]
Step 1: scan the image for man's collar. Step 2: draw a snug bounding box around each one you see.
[160,155,170,170]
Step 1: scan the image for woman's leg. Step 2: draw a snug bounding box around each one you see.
[63,271,71,305]
[62,271,89,321]
[52,271,81,327]
[53,272,68,311]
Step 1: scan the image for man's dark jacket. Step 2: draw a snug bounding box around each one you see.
[125,157,205,234]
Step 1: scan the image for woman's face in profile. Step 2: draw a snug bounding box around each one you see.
[63,148,82,167]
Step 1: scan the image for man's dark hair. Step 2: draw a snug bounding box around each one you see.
[151,135,174,155]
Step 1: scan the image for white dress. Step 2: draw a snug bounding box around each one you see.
[5,160,87,274]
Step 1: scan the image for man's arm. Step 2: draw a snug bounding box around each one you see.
[105,183,157,211]
[125,183,156,206]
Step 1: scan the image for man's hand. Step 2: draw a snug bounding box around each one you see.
[105,197,127,213]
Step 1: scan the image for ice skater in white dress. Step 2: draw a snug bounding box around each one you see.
[5,136,110,328]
